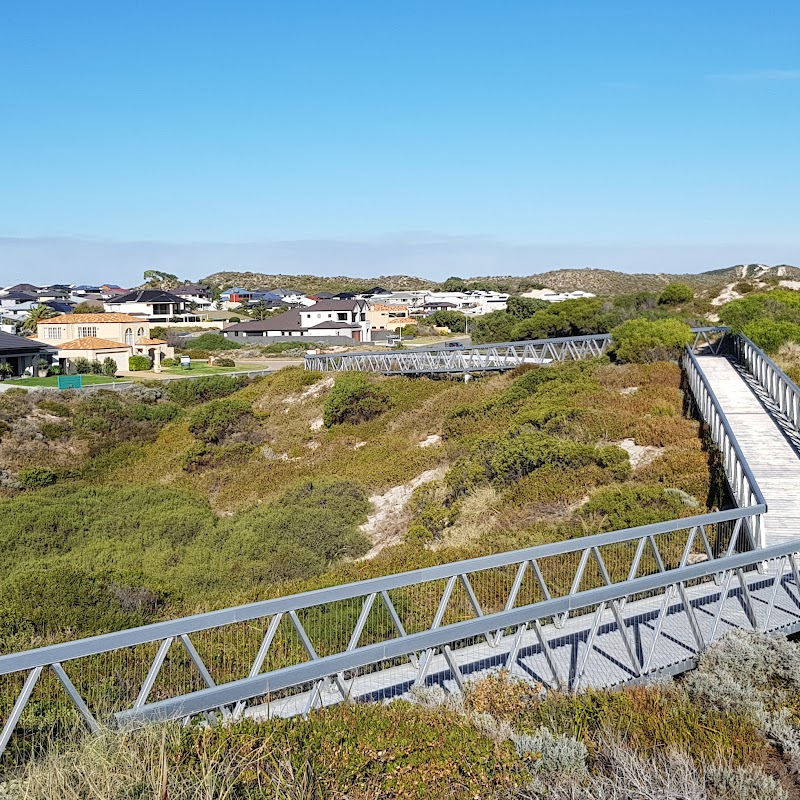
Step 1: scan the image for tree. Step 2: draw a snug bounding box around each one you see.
[0,362,12,380]
[102,358,118,376]
[658,283,694,306]
[143,269,179,288]
[506,296,550,320]
[73,302,104,314]
[422,310,466,333]
[249,300,283,320]
[20,304,58,334]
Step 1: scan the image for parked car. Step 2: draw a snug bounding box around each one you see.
[446,341,464,348]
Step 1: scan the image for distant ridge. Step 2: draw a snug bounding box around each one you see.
[198,264,800,296]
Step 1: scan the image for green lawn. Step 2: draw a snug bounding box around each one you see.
[4,374,127,387]
[159,362,264,376]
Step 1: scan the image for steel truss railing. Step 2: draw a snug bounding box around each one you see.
[0,328,791,764]
[304,334,611,374]
[1,504,783,757]
[734,332,800,432]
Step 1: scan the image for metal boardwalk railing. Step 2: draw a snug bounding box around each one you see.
[2,328,800,766]
[305,334,611,374]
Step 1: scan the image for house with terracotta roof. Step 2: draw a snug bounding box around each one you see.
[33,313,174,373]
[367,303,418,333]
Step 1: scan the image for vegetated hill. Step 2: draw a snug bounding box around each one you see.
[198,264,800,298]
[0,357,712,657]
[200,271,437,293]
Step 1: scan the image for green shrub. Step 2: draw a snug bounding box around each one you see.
[214,357,236,367]
[160,357,178,367]
[579,484,693,529]
[658,282,694,305]
[37,400,70,417]
[71,357,91,374]
[719,289,800,332]
[611,318,693,363]
[166,375,249,406]
[128,355,152,371]
[149,326,168,339]
[101,357,117,376]
[130,402,183,424]
[40,422,70,439]
[183,333,241,351]
[741,319,800,355]
[188,398,252,443]
[17,467,57,488]
[323,374,391,427]
[260,341,304,354]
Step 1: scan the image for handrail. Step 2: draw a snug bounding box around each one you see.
[734,333,800,431]
[0,504,760,676]
[683,345,767,527]
[118,528,794,726]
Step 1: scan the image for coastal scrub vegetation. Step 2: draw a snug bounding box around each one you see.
[11,632,800,799]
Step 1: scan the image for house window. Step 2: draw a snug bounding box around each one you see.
[137,327,145,337]
[77,326,98,338]
[125,328,133,345]
[337,313,347,320]
[153,303,171,316]
[44,326,62,339]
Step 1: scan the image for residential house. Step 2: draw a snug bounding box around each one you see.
[174,284,214,310]
[223,299,371,342]
[101,284,129,296]
[269,288,315,307]
[33,313,174,373]
[0,331,57,377]
[367,304,417,333]
[104,290,206,323]
[521,289,596,303]
[0,291,38,322]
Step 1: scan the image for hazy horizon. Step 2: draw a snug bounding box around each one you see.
[2,235,799,287]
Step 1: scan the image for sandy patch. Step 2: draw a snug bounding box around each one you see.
[283,376,335,409]
[779,280,800,291]
[418,434,441,447]
[310,417,324,431]
[359,467,446,559]
[614,438,664,469]
[353,441,367,449]
[619,386,639,396]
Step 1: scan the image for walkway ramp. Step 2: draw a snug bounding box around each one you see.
[698,354,800,548]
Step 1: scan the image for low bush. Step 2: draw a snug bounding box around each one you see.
[101,357,117,376]
[88,359,103,374]
[36,400,70,417]
[214,357,236,367]
[188,398,252,443]
[578,484,696,530]
[128,355,152,371]
[71,357,92,374]
[182,333,241,351]
[658,282,694,305]
[742,319,800,355]
[323,374,391,426]
[165,375,249,406]
[17,467,57,488]
[611,318,693,363]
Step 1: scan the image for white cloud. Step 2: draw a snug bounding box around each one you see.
[706,69,800,82]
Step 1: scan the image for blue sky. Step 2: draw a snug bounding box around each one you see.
[1,1,799,283]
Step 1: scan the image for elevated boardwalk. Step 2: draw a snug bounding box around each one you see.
[4,331,800,762]
[698,354,800,548]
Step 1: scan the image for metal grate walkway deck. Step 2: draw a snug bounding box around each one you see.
[698,354,800,549]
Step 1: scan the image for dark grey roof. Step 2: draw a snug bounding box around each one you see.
[308,320,360,330]
[302,299,361,312]
[1,291,36,301]
[110,290,185,304]
[176,284,211,295]
[424,301,457,308]
[224,311,303,332]
[6,283,39,293]
[269,288,304,297]
[0,331,55,354]
[312,292,335,299]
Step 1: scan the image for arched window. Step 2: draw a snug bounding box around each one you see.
[137,327,145,338]
[125,328,133,345]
